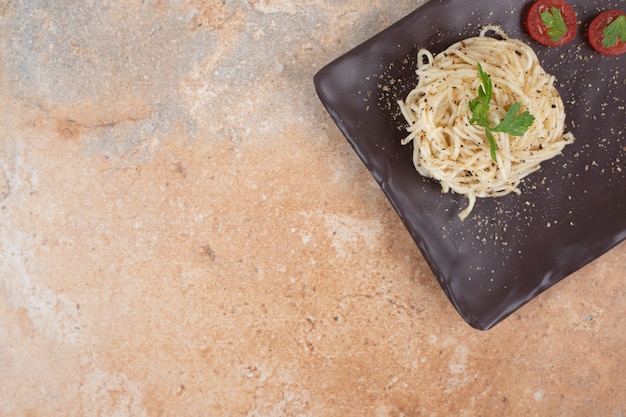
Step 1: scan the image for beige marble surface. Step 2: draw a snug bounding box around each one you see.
[1,1,624,416]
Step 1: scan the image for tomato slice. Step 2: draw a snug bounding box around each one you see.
[588,10,626,56]
[526,0,577,46]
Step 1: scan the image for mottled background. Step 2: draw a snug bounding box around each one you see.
[0,1,624,416]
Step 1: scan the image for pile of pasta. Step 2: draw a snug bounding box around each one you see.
[398,26,574,220]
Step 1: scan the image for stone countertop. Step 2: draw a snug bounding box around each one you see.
[0,1,624,416]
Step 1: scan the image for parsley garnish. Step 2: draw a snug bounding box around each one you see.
[469,63,535,163]
[602,15,626,48]
[540,6,568,43]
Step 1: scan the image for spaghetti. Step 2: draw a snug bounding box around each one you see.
[398,26,574,220]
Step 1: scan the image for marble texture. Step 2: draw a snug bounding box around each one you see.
[0,1,624,416]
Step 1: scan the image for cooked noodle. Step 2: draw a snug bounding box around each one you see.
[398,25,574,220]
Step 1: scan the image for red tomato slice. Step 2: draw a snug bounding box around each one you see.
[588,10,626,56]
[526,0,577,46]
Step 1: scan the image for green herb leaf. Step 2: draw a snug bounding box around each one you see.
[602,15,626,48]
[491,102,536,137]
[468,64,535,163]
[540,6,568,43]
[484,128,498,163]
[477,62,492,104]
[468,63,491,127]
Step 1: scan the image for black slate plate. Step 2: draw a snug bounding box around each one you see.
[314,0,626,330]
